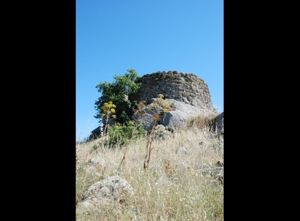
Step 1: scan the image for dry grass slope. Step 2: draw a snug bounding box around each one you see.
[76,126,223,221]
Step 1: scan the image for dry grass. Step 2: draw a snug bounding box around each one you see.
[186,114,217,129]
[76,126,223,221]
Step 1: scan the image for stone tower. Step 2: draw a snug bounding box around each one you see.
[136,71,215,111]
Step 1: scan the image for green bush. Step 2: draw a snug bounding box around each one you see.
[95,69,141,125]
[107,121,145,147]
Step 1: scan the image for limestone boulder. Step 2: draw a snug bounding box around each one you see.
[79,176,134,209]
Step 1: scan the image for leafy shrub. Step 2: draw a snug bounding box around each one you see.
[107,121,145,147]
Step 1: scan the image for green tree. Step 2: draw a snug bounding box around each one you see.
[95,69,141,125]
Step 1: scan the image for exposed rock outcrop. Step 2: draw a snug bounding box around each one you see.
[160,99,215,129]
[133,99,216,131]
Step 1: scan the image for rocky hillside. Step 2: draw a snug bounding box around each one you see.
[77,126,223,221]
[79,70,224,220]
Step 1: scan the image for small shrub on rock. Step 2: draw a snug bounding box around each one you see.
[107,121,145,147]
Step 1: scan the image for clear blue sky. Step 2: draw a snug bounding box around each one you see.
[76,0,223,141]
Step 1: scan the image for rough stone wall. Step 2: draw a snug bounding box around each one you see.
[137,71,214,111]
